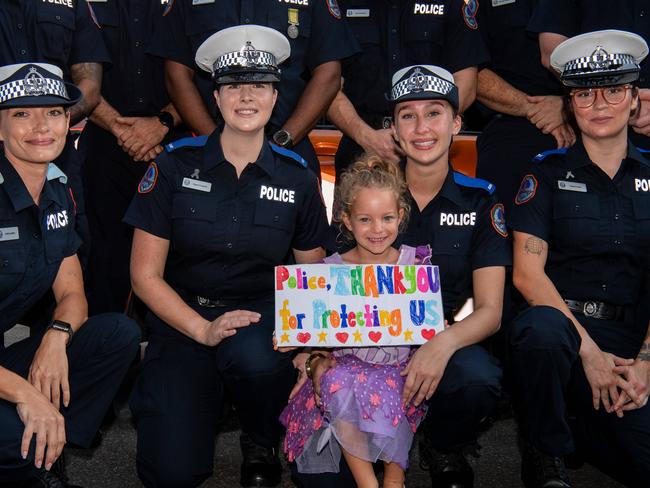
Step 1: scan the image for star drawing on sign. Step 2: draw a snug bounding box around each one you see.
[353,330,363,343]
[280,333,290,344]
[404,330,414,341]
[318,331,328,343]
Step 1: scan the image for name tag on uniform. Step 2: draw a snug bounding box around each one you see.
[346,8,370,17]
[192,0,215,5]
[0,226,19,242]
[492,0,515,6]
[182,177,212,192]
[557,180,587,192]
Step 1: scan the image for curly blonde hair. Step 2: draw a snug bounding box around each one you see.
[333,154,411,243]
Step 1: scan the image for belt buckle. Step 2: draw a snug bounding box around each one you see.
[197,296,212,307]
[583,301,598,317]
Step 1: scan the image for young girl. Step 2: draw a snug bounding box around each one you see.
[280,155,429,488]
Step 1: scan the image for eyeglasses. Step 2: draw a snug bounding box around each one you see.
[570,85,633,108]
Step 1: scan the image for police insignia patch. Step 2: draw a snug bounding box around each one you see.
[490,203,508,237]
[326,0,342,19]
[515,174,537,205]
[462,0,479,30]
[138,163,158,194]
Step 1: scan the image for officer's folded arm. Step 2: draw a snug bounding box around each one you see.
[452,66,478,113]
[512,229,630,411]
[130,229,260,347]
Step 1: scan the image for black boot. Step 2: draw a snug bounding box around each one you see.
[420,439,476,488]
[20,453,83,488]
[521,441,572,488]
[239,433,281,488]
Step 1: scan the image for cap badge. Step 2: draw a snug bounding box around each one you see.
[24,67,46,97]
[406,68,426,93]
[238,42,262,66]
[589,46,612,71]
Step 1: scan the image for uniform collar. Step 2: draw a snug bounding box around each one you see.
[0,153,67,212]
[402,162,469,211]
[566,138,650,169]
[202,129,276,176]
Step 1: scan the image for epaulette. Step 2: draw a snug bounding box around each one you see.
[637,147,650,154]
[165,135,209,153]
[533,147,568,162]
[453,171,495,195]
[270,143,308,168]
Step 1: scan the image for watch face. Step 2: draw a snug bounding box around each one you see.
[274,130,291,147]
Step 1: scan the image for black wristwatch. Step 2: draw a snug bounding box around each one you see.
[157,111,174,131]
[272,129,293,148]
[47,320,74,346]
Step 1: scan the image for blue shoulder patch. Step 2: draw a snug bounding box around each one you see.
[270,143,308,168]
[453,171,495,195]
[637,146,650,154]
[165,135,208,153]
[533,147,568,162]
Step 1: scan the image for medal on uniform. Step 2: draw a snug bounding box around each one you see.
[287,8,299,39]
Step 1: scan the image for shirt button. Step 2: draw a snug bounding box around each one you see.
[614,239,622,245]
[135,41,141,48]
[2,259,8,267]
[134,18,139,23]
[17,23,22,29]
[392,54,397,60]
[602,284,607,292]
[244,18,251,23]
[273,215,280,222]
[55,15,61,20]
[20,49,26,55]
[33,233,40,239]
[391,28,397,34]
[190,208,196,214]
[138,97,144,103]
[227,242,233,249]
[614,214,620,220]
[453,242,460,249]
[136,68,143,75]
[232,216,238,222]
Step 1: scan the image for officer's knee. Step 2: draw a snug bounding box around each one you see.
[510,305,578,351]
[96,312,141,353]
[444,346,502,392]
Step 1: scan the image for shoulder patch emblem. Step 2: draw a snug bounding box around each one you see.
[270,143,308,168]
[462,0,479,30]
[490,203,508,237]
[138,163,158,194]
[515,174,537,205]
[533,147,568,162]
[326,0,342,19]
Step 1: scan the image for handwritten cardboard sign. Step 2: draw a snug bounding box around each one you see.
[275,264,444,347]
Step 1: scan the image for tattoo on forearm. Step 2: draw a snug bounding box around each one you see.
[638,343,650,361]
[524,237,544,256]
[69,63,102,122]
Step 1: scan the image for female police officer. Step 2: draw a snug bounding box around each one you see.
[124,25,328,488]
[0,63,140,486]
[509,30,650,488]
[301,65,509,488]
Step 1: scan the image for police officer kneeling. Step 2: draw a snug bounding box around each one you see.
[509,31,650,488]
[125,25,328,488]
[0,63,141,487]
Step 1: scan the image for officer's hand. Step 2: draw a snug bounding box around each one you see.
[29,330,70,410]
[115,116,168,161]
[630,88,650,136]
[288,351,310,400]
[400,332,453,407]
[201,310,261,346]
[526,95,565,134]
[581,342,633,413]
[612,357,650,416]
[16,388,66,471]
[359,128,404,165]
[550,124,576,148]
[310,355,336,408]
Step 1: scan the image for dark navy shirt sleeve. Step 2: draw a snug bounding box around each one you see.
[65,187,83,257]
[442,0,490,73]
[147,1,194,68]
[470,195,511,270]
[292,173,328,250]
[70,1,111,65]
[509,165,553,242]
[123,157,174,240]
[527,0,579,37]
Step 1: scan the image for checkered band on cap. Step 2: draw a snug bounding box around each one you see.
[213,47,277,73]
[391,72,455,101]
[0,76,68,104]
[564,50,637,74]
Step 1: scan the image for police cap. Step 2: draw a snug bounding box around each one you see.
[195,25,291,84]
[388,65,459,110]
[551,30,649,88]
[0,63,81,109]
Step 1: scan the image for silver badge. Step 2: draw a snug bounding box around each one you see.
[24,67,46,96]
[238,42,262,67]
[557,180,587,192]
[287,24,299,39]
[589,46,612,71]
[406,68,426,93]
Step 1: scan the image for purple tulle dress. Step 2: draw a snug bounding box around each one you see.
[279,245,431,473]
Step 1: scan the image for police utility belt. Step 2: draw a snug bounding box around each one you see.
[178,289,240,308]
[564,299,626,321]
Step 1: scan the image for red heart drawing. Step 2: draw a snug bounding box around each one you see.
[335,332,349,344]
[368,331,382,343]
[421,329,436,340]
[297,332,311,344]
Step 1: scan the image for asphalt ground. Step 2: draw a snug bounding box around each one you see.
[5,325,624,488]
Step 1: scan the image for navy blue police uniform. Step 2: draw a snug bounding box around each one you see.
[0,0,111,268]
[529,0,650,150]
[476,0,564,209]
[334,0,489,178]
[0,156,140,483]
[77,0,183,315]
[508,143,650,487]
[124,132,329,488]
[148,0,359,176]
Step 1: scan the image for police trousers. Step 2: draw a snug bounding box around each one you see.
[509,305,650,487]
[131,298,295,488]
[291,345,502,488]
[0,313,140,482]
